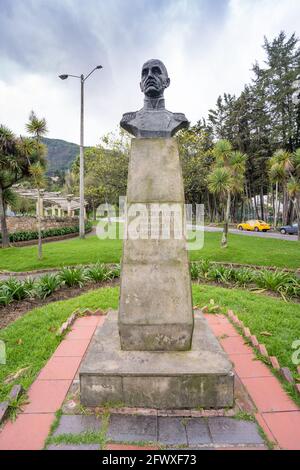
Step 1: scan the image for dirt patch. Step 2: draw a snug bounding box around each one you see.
[0,279,119,330]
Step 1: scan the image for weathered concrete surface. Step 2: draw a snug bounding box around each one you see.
[80,311,234,409]
[126,139,184,203]
[119,138,194,351]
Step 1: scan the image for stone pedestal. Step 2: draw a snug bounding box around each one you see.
[119,138,193,351]
[80,137,234,408]
[80,310,234,409]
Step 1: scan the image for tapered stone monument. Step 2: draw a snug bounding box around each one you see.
[80,60,234,408]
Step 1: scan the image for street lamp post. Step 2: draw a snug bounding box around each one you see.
[59,65,103,239]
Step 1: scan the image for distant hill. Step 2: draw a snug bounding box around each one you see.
[42,137,79,175]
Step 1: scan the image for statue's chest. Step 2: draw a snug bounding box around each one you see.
[132,110,173,131]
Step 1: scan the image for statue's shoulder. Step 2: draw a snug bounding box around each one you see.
[173,112,189,123]
[121,111,137,124]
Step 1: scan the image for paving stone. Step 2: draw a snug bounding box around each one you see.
[106,444,159,450]
[241,376,298,412]
[231,353,272,379]
[53,415,102,436]
[9,384,23,401]
[250,335,259,348]
[158,417,187,446]
[243,327,251,338]
[23,380,71,413]
[208,417,264,445]
[258,344,268,357]
[0,413,55,450]
[185,418,212,446]
[47,444,100,450]
[0,402,9,423]
[270,356,280,370]
[74,317,100,327]
[38,356,82,380]
[280,367,294,384]
[255,413,276,444]
[220,336,252,355]
[66,325,96,340]
[107,414,157,443]
[209,323,239,338]
[54,339,91,357]
[261,411,300,450]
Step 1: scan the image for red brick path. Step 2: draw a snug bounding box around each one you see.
[205,313,300,450]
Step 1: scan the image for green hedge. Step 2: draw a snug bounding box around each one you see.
[0,221,92,243]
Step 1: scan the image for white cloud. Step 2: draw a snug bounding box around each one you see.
[0,0,299,145]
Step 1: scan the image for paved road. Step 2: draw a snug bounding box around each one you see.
[202,225,298,241]
[100,218,298,242]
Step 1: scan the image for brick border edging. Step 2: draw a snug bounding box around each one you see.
[0,385,23,425]
[56,308,105,336]
[227,309,300,397]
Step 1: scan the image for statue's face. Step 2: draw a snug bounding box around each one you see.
[140,60,170,98]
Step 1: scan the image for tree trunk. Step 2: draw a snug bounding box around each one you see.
[292,198,300,242]
[253,194,259,219]
[283,185,289,225]
[0,186,9,248]
[260,185,264,220]
[221,192,231,248]
[286,199,293,226]
[37,190,42,260]
[274,181,278,228]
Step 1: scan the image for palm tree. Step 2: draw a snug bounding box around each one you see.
[287,177,300,241]
[208,140,247,248]
[26,112,48,259]
[26,111,48,143]
[0,126,17,247]
[29,163,47,259]
[269,149,294,225]
[268,157,285,227]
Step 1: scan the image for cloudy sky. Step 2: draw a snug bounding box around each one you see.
[0,0,299,145]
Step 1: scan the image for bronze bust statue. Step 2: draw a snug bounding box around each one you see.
[120,59,189,138]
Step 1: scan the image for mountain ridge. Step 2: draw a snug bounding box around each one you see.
[42,137,80,175]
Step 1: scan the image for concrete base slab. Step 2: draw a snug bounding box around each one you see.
[80,311,234,409]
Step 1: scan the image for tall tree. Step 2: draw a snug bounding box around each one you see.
[208,140,247,248]
[29,163,47,259]
[25,111,48,258]
[0,126,43,248]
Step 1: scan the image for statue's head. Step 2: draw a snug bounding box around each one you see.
[140,59,170,98]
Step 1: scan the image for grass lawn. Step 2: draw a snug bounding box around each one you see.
[0,284,299,407]
[0,224,299,271]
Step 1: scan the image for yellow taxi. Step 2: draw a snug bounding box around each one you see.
[237,220,271,232]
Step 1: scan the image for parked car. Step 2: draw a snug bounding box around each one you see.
[278,223,298,235]
[237,220,271,232]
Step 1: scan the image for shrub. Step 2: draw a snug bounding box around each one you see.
[35,274,62,299]
[255,269,294,292]
[58,266,86,287]
[190,263,200,280]
[231,268,255,287]
[0,221,93,243]
[198,260,212,278]
[108,264,121,279]
[2,278,32,301]
[85,263,110,283]
[0,284,14,306]
[207,265,234,284]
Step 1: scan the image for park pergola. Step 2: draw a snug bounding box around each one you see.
[13,187,87,218]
